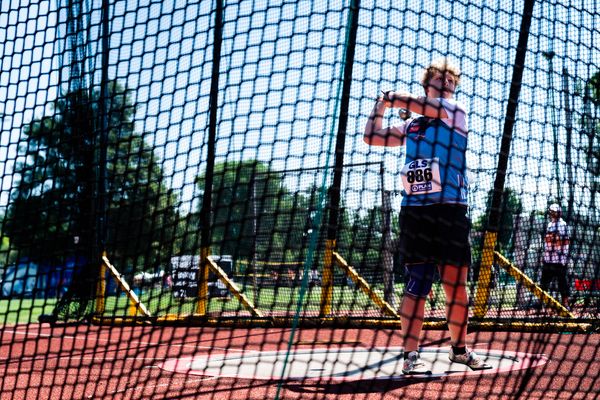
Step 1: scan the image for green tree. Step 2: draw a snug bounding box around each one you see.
[473,188,523,257]
[105,132,178,270]
[589,70,600,106]
[4,82,178,271]
[0,234,18,268]
[196,160,312,262]
[585,72,600,204]
[345,205,386,270]
[175,211,202,255]
[578,71,600,278]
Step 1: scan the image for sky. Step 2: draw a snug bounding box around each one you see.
[0,0,599,220]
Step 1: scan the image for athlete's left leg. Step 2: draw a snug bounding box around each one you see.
[439,263,469,348]
[442,264,493,370]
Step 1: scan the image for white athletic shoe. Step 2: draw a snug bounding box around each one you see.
[402,351,432,375]
[448,348,493,370]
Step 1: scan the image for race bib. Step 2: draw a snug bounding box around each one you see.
[401,158,442,195]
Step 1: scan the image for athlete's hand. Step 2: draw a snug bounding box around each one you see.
[377,90,393,107]
[381,90,394,102]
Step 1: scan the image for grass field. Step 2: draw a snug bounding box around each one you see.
[0,298,58,324]
[0,282,529,324]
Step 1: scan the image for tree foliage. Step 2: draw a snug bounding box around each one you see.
[196,160,316,261]
[472,188,523,256]
[195,160,384,272]
[4,82,178,270]
[589,70,600,107]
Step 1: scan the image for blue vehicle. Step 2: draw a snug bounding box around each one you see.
[0,258,78,299]
[1,260,42,298]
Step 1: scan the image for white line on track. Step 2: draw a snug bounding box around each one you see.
[1,328,258,354]
[107,376,218,396]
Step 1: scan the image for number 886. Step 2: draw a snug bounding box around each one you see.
[406,168,432,183]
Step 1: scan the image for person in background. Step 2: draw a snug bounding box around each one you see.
[541,203,571,308]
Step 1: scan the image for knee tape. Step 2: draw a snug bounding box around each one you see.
[405,263,436,298]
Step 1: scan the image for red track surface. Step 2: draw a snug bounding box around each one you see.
[0,324,598,400]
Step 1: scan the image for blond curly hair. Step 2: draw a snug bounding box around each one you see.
[420,57,462,88]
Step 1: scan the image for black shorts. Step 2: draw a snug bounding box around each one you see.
[541,262,570,297]
[398,204,471,266]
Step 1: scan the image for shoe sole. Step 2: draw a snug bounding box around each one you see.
[449,358,493,371]
[466,365,493,371]
[402,369,432,375]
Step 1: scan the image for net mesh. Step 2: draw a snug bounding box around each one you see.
[0,0,599,398]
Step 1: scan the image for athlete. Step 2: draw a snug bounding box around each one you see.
[364,58,491,375]
[541,203,571,308]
